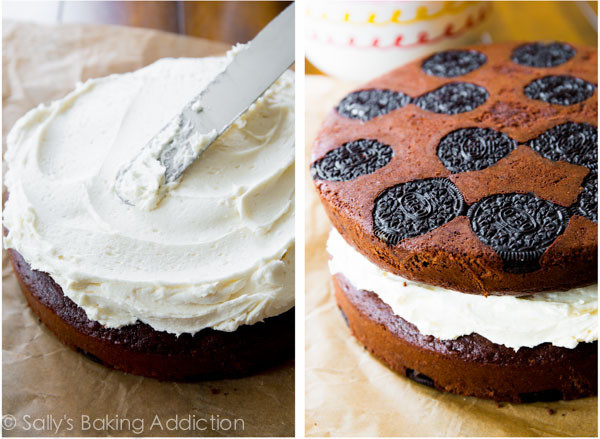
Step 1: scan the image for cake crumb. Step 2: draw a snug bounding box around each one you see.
[548,409,555,415]
[402,281,407,287]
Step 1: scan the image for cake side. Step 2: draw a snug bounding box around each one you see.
[9,248,294,380]
[333,273,597,402]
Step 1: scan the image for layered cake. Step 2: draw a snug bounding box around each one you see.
[4,55,295,380]
[311,42,597,402]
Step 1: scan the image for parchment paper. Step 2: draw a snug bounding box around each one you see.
[304,75,598,437]
[2,21,294,437]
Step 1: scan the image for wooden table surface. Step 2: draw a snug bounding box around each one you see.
[2,1,291,44]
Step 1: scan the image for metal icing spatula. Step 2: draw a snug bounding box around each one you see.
[114,2,295,207]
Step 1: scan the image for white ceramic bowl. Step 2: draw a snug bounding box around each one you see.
[306,1,492,81]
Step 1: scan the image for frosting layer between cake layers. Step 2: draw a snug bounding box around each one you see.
[4,57,295,335]
[327,229,597,350]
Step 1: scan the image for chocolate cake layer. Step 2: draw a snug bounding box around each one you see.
[312,42,598,295]
[9,248,294,380]
[333,273,597,402]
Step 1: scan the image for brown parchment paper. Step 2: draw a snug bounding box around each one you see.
[2,21,294,437]
[304,75,598,437]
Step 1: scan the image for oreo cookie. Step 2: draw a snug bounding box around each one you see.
[527,122,598,170]
[421,50,487,77]
[468,193,570,272]
[437,127,517,173]
[336,89,411,121]
[511,42,576,68]
[571,172,598,223]
[339,308,350,327]
[414,83,489,115]
[405,369,435,388]
[373,178,465,245]
[524,75,596,106]
[311,139,394,181]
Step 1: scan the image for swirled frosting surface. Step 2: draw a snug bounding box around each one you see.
[4,57,295,335]
[328,229,597,350]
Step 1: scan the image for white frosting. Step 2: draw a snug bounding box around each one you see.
[113,116,218,211]
[4,57,295,335]
[114,44,248,211]
[327,229,597,350]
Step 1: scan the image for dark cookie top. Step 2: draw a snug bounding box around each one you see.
[572,172,598,222]
[527,122,598,170]
[511,42,576,68]
[373,178,465,245]
[336,89,410,121]
[467,193,570,273]
[421,49,487,77]
[312,42,598,295]
[310,139,393,181]
[437,127,517,173]
[414,82,489,115]
[524,75,596,105]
